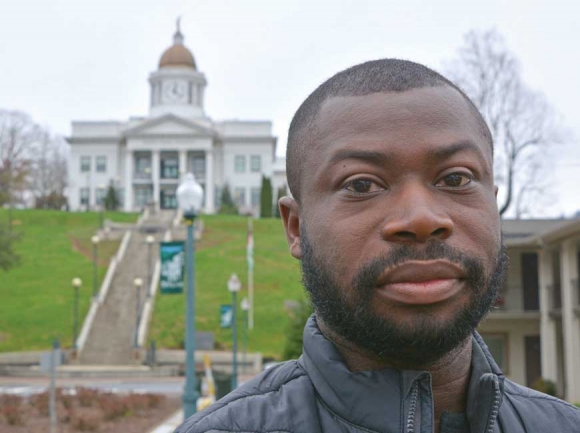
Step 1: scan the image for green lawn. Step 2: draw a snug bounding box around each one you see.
[148,215,305,359]
[0,209,138,352]
[0,210,305,358]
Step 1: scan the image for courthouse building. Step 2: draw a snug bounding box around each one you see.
[67,24,284,214]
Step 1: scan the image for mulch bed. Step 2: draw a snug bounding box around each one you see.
[0,387,181,432]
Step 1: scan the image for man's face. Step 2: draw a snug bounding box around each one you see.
[282,86,507,367]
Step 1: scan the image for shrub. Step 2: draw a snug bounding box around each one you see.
[219,184,238,215]
[530,377,558,396]
[59,407,74,424]
[574,402,580,408]
[145,393,164,409]
[260,176,273,218]
[77,387,99,407]
[62,394,75,409]
[282,298,313,360]
[98,393,131,420]
[125,393,150,413]
[1,405,24,426]
[71,413,100,431]
[30,391,50,416]
[0,394,23,407]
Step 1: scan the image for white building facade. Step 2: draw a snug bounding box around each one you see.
[68,24,283,214]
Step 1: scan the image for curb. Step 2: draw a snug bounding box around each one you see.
[149,409,183,433]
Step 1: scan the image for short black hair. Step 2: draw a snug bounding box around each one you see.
[286,58,492,203]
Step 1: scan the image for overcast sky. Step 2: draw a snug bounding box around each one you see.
[1,0,579,217]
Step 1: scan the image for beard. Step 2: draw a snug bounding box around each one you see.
[300,227,509,368]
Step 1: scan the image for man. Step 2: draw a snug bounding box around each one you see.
[177,59,580,432]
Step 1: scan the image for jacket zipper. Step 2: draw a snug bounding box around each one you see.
[485,378,501,433]
[406,381,419,433]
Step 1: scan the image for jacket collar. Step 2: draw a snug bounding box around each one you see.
[300,315,505,433]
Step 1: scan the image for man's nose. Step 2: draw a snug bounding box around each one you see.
[380,187,454,243]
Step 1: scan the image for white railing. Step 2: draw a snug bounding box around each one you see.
[173,209,182,228]
[116,230,132,262]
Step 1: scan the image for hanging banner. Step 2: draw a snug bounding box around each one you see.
[159,241,185,294]
[220,304,233,328]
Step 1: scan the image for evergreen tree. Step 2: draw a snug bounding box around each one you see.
[274,186,286,218]
[260,176,273,218]
[282,298,313,360]
[104,180,119,211]
[219,183,238,215]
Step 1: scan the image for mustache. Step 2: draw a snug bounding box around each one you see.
[352,241,485,292]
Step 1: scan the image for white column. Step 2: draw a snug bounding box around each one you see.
[539,250,558,384]
[561,240,580,402]
[179,150,187,178]
[152,150,160,211]
[124,150,134,211]
[205,150,215,213]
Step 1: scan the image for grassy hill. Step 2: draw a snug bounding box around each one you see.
[148,215,305,359]
[0,209,137,352]
[0,210,306,358]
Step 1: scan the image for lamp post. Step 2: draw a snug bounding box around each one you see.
[227,273,242,390]
[146,235,155,298]
[134,278,143,348]
[177,172,204,419]
[91,235,99,298]
[72,278,82,350]
[240,296,249,375]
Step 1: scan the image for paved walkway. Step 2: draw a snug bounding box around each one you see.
[80,211,175,365]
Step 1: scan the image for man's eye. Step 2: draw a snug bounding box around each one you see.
[345,179,381,193]
[436,173,472,188]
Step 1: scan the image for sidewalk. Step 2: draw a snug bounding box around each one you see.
[150,409,183,433]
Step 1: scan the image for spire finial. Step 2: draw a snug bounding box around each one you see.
[173,16,184,44]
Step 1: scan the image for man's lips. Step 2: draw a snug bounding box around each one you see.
[375,260,466,305]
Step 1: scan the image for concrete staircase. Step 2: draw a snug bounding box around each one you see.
[79,210,175,365]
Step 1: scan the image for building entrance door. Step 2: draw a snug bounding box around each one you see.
[525,336,542,387]
[160,189,177,209]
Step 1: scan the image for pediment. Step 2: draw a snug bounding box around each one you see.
[124,114,214,137]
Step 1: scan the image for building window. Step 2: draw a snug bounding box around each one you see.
[191,154,206,179]
[480,333,508,373]
[80,187,90,206]
[250,155,261,172]
[135,187,153,208]
[96,156,107,173]
[161,156,179,179]
[95,187,106,206]
[234,155,246,173]
[135,153,152,179]
[80,156,91,173]
[234,187,246,206]
[251,187,261,207]
[160,188,178,209]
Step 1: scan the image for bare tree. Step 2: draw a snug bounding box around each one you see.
[31,129,68,209]
[446,29,565,217]
[0,110,69,212]
[0,110,39,209]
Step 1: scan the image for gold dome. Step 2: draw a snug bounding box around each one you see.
[158,21,196,70]
[159,43,196,69]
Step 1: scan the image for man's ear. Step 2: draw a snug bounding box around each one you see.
[279,196,302,259]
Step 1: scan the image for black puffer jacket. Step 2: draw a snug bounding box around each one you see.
[176,316,580,433]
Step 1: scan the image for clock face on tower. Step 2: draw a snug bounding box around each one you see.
[163,80,187,103]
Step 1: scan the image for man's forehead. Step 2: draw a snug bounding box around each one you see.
[311,86,491,159]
